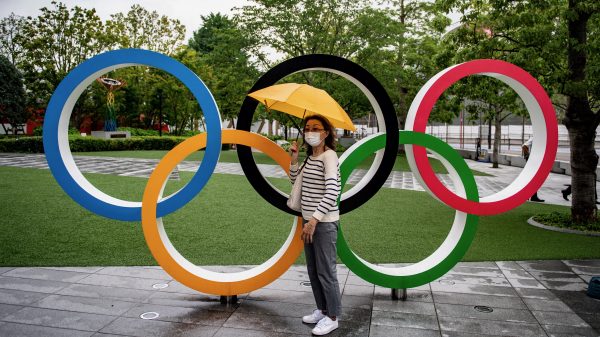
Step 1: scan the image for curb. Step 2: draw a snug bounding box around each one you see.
[527,217,600,237]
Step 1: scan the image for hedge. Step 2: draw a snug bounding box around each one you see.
[0,136,190,153]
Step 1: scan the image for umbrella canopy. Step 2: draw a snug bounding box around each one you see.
[248,83,356,131]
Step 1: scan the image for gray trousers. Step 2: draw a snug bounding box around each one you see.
[303,220,342,317]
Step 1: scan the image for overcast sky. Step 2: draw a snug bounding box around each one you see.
[0,0,253,42]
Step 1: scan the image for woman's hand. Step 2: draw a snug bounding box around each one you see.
[302,218,318,243]
[289,141,299,165]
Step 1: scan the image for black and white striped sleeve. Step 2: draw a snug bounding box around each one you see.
[289,162,299,184]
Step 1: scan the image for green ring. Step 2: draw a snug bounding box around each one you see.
[338,131,479,288]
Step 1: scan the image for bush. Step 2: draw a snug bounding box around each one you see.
[33,127,80,137]
[0,136,44,153]
[260,133,284,141]
[117,127,159,137]
[177,130,202,137]
[0,136,189,153]
[68,127,80,135]
[533,212,600,233]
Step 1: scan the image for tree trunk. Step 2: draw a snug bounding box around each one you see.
[492,114,501,168]
[198,116,206,132]
[487,118,492,149]
[567,125,597,222]
[563,0,598,223]
[256,119,265,134]
[267,119,273,136]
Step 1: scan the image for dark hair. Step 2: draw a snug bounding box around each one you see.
[303,114,337,156]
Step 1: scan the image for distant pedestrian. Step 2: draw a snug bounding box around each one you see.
[522,137,544,202]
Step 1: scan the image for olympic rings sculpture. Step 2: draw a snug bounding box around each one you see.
[43,49,558,295]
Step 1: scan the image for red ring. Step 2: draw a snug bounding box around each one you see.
[409,60,557,215]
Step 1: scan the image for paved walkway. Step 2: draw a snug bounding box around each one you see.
[0,261,598,336]
[1,153,597,336]
[0,153,574,207]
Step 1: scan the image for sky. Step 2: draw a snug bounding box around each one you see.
[0,0,254,41]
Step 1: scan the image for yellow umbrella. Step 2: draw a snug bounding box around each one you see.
[248,83,356,131]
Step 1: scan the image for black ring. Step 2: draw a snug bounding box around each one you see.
[236,54,399,215]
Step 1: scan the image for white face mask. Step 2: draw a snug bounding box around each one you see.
[304,132,323,147]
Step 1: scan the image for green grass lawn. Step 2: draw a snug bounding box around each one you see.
[75,150,490,176]
[0,166,597,267]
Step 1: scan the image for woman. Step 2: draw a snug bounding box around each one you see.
[289,114,342,336]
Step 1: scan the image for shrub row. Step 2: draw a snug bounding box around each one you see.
[0,136,190,153]
[117,127,159,137]
[117,127,202,138]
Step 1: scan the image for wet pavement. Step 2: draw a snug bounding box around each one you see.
[0,261,598,336]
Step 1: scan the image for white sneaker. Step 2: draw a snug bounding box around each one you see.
[302,309,325,324]
[312,316,338,335]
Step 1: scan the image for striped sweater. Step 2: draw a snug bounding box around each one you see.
[290,149,341,222]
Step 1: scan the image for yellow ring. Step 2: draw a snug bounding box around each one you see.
[142,129,303,295]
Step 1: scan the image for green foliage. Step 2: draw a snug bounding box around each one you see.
[260,133,283,141]
[177,129,202,137]
[235,0,449,127]
[0,2,190,133]
[188,13,258,125]
[437,0,600,220]
[534,212,600,233]
[0,54,27,132]
[105,4,186,55]
[32,126,79,136]
[0,13,25,66]
[68,127,80,135]
[0,136,188,153]
[17,1,108,107]
[117,127,159,137]
[0,136,44,153]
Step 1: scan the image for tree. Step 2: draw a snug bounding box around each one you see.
[563,1,600,222]
[105,4,185,55]
[0,13,25,67]
[457,77,527,168]
[235,0,450,133]
[99,5,188,131]
[17,1,108,109]
[373,0,451,129]
[189,13,259,129]
[0,55,27,134]
[437,0,600,223]
[236,0,370,67]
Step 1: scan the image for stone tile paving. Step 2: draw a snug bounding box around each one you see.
[0,261,597,336]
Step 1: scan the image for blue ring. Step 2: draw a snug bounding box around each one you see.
[43,49,222,221]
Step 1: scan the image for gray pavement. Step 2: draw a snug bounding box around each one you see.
[0,261,598,336]
[0,153,597,336]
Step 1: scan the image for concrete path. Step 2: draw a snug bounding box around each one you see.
[0,152,574,207]
[0,261,598,336]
